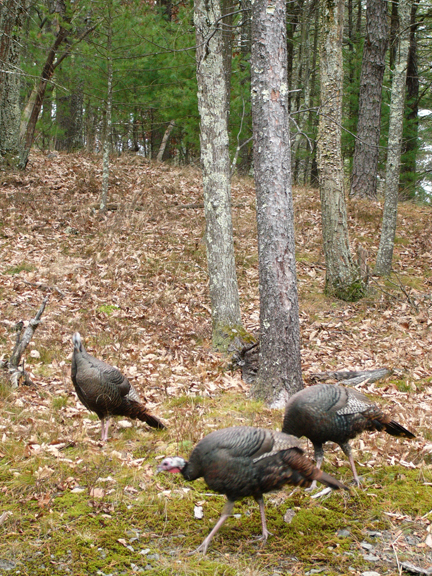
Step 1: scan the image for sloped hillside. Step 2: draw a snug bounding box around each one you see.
[0,152,431,576]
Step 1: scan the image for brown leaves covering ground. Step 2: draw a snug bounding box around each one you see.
[0,153,431,450]
[0,152,432,574]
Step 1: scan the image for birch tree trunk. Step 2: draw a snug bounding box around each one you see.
[375,0,411,276]
[350,0,388,199]
[194,0,243,350]
[250,0,303,406]
[317,0,363,301]
[0,0,28,169]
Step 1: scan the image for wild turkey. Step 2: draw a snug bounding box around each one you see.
[157,426,348,554]
[71,332,165,441]
[282,383,415,485]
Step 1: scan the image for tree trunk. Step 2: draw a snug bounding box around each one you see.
[375,0,411,276]
[291,0,312,185]
[317,0,363,301]
[55,77,84,152]
[304,5,319,186]
[156,120,175,162]
[350,0,388,199]
[0,0,28,169]
[18,17,98,167]
[250,0,303,406]
[100,6,113,213]
[401,2,419,198]
[194,0,243,350]
[19,25,69,168]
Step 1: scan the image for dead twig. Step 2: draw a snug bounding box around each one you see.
[6,295,49,388]
[20,278,65,298]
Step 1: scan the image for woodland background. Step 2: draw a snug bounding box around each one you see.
[1,0,432,574]
[1,0,432,200]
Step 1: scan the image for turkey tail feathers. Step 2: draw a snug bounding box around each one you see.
[126,401,166,429]
[315,470,350,491]
[384,420,415,439]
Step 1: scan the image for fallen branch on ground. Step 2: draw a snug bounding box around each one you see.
[3,295,49,389]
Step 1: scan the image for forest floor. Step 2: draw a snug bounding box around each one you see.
[0,151,431,576]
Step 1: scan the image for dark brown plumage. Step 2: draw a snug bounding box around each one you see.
[71,332,165,441]
[157,426,348,554]
[282,384,415,485]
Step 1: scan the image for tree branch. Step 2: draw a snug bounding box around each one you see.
[7,296,49,389]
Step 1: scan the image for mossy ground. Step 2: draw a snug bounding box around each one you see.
[1,390,431,576]
[1,153,431,575]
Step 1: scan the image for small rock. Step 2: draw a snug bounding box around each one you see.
[146,554,159,561]
[140,549,151,556]
[401,562,432,575]
[0,560,16,571]
[361,541,374,551]
[366,531,382,537]
[284,509,296,524]
[336,529,351,537]
[363,554,380,562]
[361,572,381,576]
[117,420,132,429]
[194,505,203,519]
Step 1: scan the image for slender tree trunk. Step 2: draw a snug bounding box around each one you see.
[19,25,69,168]
[375,0,411,276]
[18,19,98,167]
[238,0,252,174]
[291,0,312,184]
[304,5,319,186]
[55,73,84,152]
[156,120,175,161]
[401,2,419,197]
[350,0,388,198]
[317,0,363,301]
[100,7,113,213]
[250,0,303,406]
[194,0,243,350]
[0,0,29,169]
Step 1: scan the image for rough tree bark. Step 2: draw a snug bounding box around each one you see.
[375,0,411,276]
[250,0,303,406]
[0,0,29,169]
[194,0,243,350]
[317,0,363,301]
[401,1,419,197]
[350,0,388,199]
